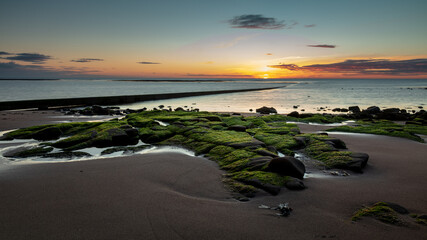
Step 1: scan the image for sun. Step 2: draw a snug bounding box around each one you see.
[263,74,269,79]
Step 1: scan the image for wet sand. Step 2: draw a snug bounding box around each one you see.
[0,110,426,239]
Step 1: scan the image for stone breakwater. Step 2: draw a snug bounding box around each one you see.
[0,86,284,111]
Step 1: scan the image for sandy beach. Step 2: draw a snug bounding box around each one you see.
[0,110,426,240]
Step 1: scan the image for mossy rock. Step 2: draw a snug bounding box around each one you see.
[222,177,257,198]
[3,146,53,158]
[43,151,92,159]
[328,120,426,142]
[231,171,289,195]
[352,202,404,225]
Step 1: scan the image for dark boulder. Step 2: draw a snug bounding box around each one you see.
[347,153,369,172]
[285,177,306,190]
[382,108,400,114]
[323,138,347,149]
[32,127,62,141]
[256,149,279,158]
[268,156,306,179]
[349,106,361,113]
[92,105,110,115]
[0,134,13,141]
[384,202,409,214]
[363,106,381,114]
[244,156,272,170]
[256,106,277,114]
[201,116,222,122]
[287,111,299,118]
[228,139,266,149]
[293,136,309,148]
[227,125,246,132]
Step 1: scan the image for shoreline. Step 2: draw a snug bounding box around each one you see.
[0,113,426,239]
[0,86,285,111]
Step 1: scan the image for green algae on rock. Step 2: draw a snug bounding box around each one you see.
[327,119,426,142]
[1,110,374,196]
[352,202,407,225]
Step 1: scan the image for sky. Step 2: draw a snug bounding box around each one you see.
[1,0,427,79]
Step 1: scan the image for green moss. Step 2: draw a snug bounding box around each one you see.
[254,132,298,154]
[415,216,427,225]
[222,177,257,197]
[208,145,236,158]
[328,120,425,142]
[52,121,129,150]
[6,146,53,158]
[189,129,254,145]
[221,116,253,128]
[352,202,401,224]
[231,171,289,186]
[315,151,352,168]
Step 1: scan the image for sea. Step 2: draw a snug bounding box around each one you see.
[0,79,426,113]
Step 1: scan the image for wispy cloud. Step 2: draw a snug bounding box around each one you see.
[307,44,336,48]
[268,58,427,75]
[304,24,316,28]
[137,61,161,64]
[0,51,11,55]
[4,53,51,63]
[186,73,253,78]
[71,58,104,63]
[266,53,273,56]
[0,61,101,78]
[228,14,287,30]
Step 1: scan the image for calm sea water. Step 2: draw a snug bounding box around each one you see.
[0,79,426,113]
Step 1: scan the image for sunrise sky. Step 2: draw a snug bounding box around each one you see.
[1,0,426,79]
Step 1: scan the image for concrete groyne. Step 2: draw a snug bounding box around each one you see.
[0,86,284,111]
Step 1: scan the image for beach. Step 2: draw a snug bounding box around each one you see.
[0,110,426,240]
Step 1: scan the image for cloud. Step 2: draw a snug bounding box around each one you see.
[0,61,102,78]
[186,73,253,78]
[268,58,427,75]
[137,61,161,64]
[4,53,51,63]
[304,24,316,28]
[266,53,273,56]
[0,51,11,55]
[228,14,286,29]
[71,58,104,63]
[307,44,336,48]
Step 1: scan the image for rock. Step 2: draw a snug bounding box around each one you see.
[201,116,222,122]
[256,106,277,114]
[245,156,272,170]
[92,105,110,115]
[0,134,13,141]
[285,178,306,190]
[384,202,409,214]
[43,151,91,159]
[363,106,381,114]
[382,108,400,113]
[287,111,299,118]
[32,127,62,141]
[293,136,309,148]
[3,146,53,158]
[349,106,361,113]
[124,128,139,138]
[323,138,347,149]
[268,156,306,179]
[227,125,246,132]
[256,149,279,158]
[293,106,298,109]
[174,107,185,111]
[228,139,266,149]
[347,153,369,172]
[243,179,281,195]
